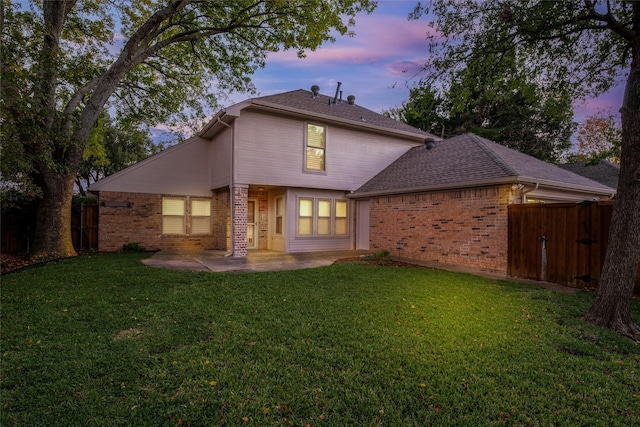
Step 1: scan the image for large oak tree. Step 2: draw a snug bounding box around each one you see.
[1,0,375,259]
[414,0,639,336]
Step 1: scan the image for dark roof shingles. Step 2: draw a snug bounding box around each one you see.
[558,161,619,189]
[355,133,613,194]
[253,89,434,137]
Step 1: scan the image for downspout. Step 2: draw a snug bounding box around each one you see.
[216,116,234,257]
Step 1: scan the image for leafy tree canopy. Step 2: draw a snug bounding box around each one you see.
[0,0,376,258]
[391,47,575,163]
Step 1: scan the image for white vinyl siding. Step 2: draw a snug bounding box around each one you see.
[191,199,211,235]
[305,124,325,172]
[163,197,186,234]
[233,111,422,192]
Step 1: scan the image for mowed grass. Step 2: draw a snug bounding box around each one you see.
[1,253,639,426]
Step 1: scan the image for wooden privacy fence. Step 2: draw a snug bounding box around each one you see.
[508,201,640,294]
[1,204,98,254]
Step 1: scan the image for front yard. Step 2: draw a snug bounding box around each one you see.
[1,253,638,426]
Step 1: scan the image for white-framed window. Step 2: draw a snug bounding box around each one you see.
[162,196,212,235]
[162,197,186,234]
[190,199,211,234]
[305,123,325,172]
[275,197,284,235]
[298,198,314,235]
[296,197,349,237]
[317,199,331,235]
[335,200,348,235]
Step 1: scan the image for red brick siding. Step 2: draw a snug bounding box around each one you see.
[98,191,221,252]
[369,186,511,272]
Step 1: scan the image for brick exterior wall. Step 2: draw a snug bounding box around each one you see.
[231,185,248,257]
[369,185,515,273]
[97,191,222,252]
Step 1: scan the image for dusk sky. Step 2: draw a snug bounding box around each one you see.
[216,1,626,130]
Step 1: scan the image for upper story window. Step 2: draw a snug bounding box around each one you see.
[305,123,325,172]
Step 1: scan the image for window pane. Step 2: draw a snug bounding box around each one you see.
[163,198,184,215]
[298,217,312,235]
[317,217,330,235]
[306,147,325,171]
[163,216,185,234]
[318,200,331,217]
[335,218,347,235]
[191,199,210,216]
[191,217,211,234]
[276,197,283,216]
[299,199,313,217]
[276,217,283,235]
[336,201,347,218]
[307,124,325,148]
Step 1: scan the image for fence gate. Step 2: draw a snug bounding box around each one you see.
[508,201,639,293]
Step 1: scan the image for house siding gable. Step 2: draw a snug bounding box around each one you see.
[233,110,421,190]
[90,137,212,197]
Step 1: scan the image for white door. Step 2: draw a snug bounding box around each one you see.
[247,199,257,249]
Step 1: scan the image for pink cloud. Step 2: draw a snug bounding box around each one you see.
[266,12,436,69]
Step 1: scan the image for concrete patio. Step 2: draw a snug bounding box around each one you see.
[141,249,371,273]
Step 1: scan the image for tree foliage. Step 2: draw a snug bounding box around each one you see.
[392,47,575,163]
[413,0,640,337]
[75,114,164,196]
[0,0,375,258]
[574,109,622,164]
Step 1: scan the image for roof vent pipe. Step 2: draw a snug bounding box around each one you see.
[311,85,320,97]
[333,82,342,104]
[425,138,436,150]
[347,95,355,105]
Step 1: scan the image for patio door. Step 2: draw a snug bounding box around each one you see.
[247,199,257,249]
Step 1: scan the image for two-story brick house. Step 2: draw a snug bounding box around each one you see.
[90,87,614,273]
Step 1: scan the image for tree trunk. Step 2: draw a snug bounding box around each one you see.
[31,169,77,259]
[584,41,640,338]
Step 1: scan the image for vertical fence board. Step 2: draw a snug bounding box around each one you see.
[508,201,639,294]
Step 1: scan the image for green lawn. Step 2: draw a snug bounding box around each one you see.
[1,253,638,426]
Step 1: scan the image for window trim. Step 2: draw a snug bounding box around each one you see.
[162,196,213,236]
[296,197,349,238]
[190,198,212,235]
[162,197,186,235]
[304,122,326,173]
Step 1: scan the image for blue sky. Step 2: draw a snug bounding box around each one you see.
[215,1,625,128]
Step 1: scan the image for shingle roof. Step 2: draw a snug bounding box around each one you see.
[251,89,435,138]
[558,160,619,190]
[354,133,613,195]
